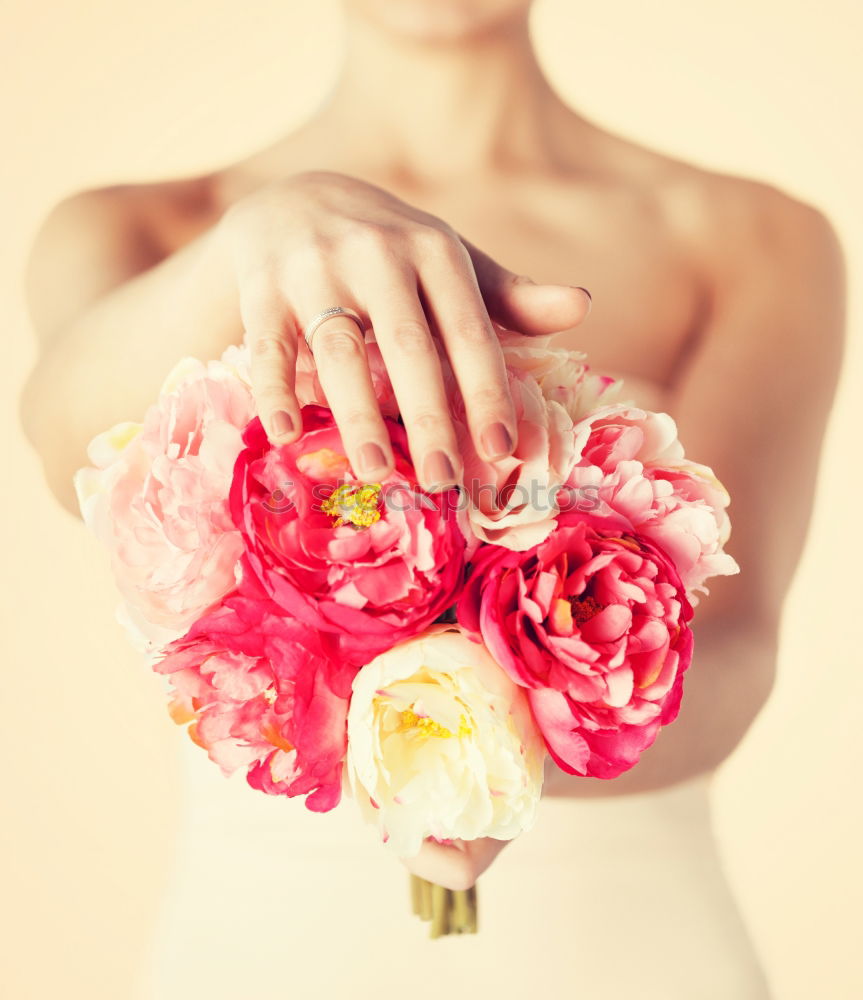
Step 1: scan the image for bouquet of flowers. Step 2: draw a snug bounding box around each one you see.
[74,328,738,936]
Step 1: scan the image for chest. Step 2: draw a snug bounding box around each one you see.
[403,182,707,410]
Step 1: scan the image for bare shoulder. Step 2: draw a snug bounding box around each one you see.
[623,147,847,359]
[123,172,222,252]
[585,124,845,294]
[650,158,845,285]
[692,170,846,363]
[42,172,217,253]
[24,173,218,346]
[631,157,847,629]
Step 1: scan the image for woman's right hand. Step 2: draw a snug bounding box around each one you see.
[217,169,591,492]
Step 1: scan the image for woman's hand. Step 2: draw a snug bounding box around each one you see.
[399,835,510,891]
[218,170,591,492]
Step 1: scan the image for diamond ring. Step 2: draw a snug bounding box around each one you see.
[302,306,365,351]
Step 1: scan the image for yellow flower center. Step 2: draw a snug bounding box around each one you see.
[396,706,473,741]
[321,482,383,529]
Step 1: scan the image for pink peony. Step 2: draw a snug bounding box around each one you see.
[495,328,623,422]
[561,403,739,601]
[457,510,694,779]
[230,406,473,663]
[572,403,684,469]
[154,592,354,811]
[639,461,737,598]
[73,351,256,653]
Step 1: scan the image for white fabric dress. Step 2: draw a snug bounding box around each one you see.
[136,731,771,999]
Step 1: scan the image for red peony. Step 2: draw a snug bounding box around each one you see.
[153,593,354,811]
[457,510,694,778]
[229,406,473,664]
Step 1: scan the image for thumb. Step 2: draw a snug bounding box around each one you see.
[463,237,592,336]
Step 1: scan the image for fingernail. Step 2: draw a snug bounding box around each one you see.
[357,442,387,475]
[573,286,592,313]
[480,422,513,460]
[423,450,456,490]
[271,410,294,437]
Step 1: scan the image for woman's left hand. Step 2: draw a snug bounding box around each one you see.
[399,835,510,891]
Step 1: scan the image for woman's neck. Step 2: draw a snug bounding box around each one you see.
[304,11,582,184]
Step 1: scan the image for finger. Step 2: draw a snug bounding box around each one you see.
[399,838,478,891]
[363,267,463,493]
[417,240,520,463]
[297,289,394,481]
[399,836,510,890]
[239,276,303,444]
[461,235,592,335]
[462,836,509,879]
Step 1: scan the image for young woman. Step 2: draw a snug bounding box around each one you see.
[20,1,844,996]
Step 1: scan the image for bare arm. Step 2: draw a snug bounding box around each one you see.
[19,187,242,514]
[545,181,846,797]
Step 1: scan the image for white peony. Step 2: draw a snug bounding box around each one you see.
[345,624,546,858]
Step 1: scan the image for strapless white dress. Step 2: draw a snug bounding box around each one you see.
[135,734,771,999]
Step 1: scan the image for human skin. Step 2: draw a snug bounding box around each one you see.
[19,0,846,890]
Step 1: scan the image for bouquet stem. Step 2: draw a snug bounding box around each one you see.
[409,875,478,936]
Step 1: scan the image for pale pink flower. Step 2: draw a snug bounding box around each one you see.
[496,328,624,421]
[452,364,580,551]
[73,350,256,653]
[562,403,739,600]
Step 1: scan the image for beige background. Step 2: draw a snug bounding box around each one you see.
[2,1,860,997]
